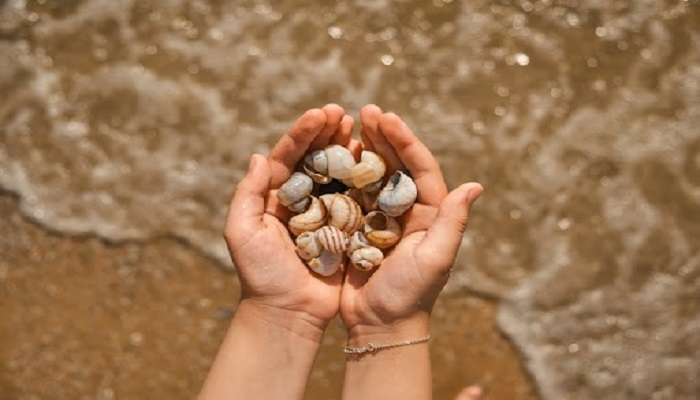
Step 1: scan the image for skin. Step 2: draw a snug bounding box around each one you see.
[199,104,482,400]
[341,105,482,400]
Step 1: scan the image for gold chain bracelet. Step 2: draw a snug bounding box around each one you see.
[343,334,431,355]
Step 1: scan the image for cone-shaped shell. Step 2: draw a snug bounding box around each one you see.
[351,151,386,189]
[350,246,383,271]
[363,211,402,249]
[308,250,343,277]
[278,172,313,208]
[316,226,348,254]
[288,196,327,236]
[295,231,322,261]
[377,171,417,217]
[321,194,364,234]
[325,145,356,180]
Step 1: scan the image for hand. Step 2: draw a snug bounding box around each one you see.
[340,105,483,343]
[224,104,355,339]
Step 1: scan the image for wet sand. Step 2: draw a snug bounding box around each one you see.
[0,194,536,399]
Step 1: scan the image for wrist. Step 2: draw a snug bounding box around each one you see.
[235,298,327,344]
[347,311,431,348]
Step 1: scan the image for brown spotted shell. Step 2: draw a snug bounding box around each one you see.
[363,211,402,249]
[316,225,348,254]
[320,194,364,234]
[288,196,327,236]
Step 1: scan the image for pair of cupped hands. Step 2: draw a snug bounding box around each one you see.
[225,104,483,344]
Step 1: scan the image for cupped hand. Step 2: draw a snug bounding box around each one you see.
[224,104,357,334]
[340,105,483,342]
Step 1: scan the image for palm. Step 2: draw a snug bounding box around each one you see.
[231,213,341,321]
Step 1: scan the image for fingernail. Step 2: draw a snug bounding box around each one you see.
[466,185,483,203]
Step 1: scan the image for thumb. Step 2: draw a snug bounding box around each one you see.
[417,182,483,271]
[225,154,271,241]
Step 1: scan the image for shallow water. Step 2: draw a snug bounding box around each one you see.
[1,0,699,398]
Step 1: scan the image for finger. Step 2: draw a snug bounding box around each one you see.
[311,103,345,149]
[360,105,403,172]
[226,154,272,241]
[378,112,448,206]
[264,190,292,222]
[347,137,363,160]
[455,386,483,400]
[417,183,483,273]
[330,114,354,147]
[268,109,327,187]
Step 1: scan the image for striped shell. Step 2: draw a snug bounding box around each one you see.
[377,171,417,217]
[321,194,364,234]
[288,196,327,236]
[350,246,384,271]
[307,250,343,277]
[351,151,386,189]
[316,226,348,254]
[363,211,402,249]
[277,172,313,208]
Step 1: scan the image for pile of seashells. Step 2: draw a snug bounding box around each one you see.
[278,145,417,276]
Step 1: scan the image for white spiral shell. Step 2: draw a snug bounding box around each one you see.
[377,171,417,217]
[277,172,313,208]
[307,250,343,277]
[350,246,384,271]
[303,150,332,184]
[325,145,356,181]
[288,196,327,236]
[295,231,322,261]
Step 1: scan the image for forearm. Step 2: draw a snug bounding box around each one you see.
[199,300,324,400]
[342,313,432,400]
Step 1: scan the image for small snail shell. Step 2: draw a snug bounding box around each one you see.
[377,171,417,217]
[363,211,402,249]
[295,231,322,261]
[288,196,327,236]
[288,197,310,214]
[350,246,384,271]
[308,250,343,277]
[345,188,378,213]
[347,231,371,253]
[325,144,356,181]
[277,172,313,208]
[321,193,364,234]
[351,151,386,189]
[303,150,331,184]
[316,225,348,254]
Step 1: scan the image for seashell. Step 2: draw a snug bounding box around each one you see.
[295,231,322,261]
[347,231,370,253]
[316,225,348,254]
[325,144,356,181]
[304,150,331,184]
[322,194,364,234]
[351,151,386,189]
[308,250,343,277]
[277,172,313,208]
[363,211,402,249]
[362,178,384,194]
[345,188,378,213]
[377,171,417,217]
[288,196,327,236]
[350,246,384,271]
[288,197,310,214]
